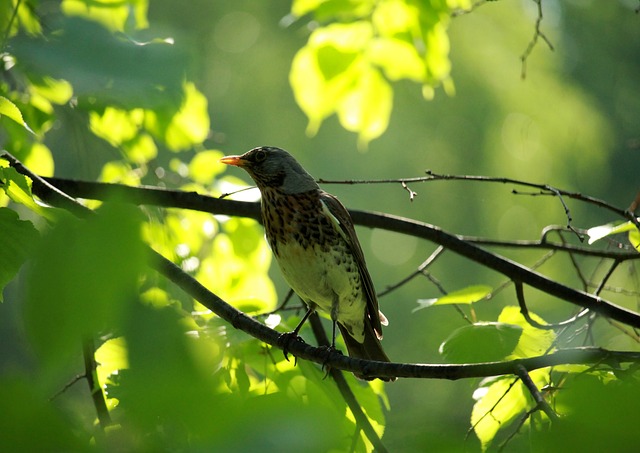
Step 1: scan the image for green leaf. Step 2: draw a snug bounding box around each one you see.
[368,37,426,81]
[439,322,523,363]
[290,22,373,136]
[471,369,549,450]
[629,227,640,252]
[0,377,84,452]
[0,96,35,133]
[23,203,147,376]
[416,284,492,310]
[61,0,149,32]
[144,82,210,151]
[540,375,640,452]
[188,150,225,185]
[0,208,40,302]
[0,162,56,220]
[336,65,392,149]
[11,16,187,110]
[497,306,555,358]
[586,220,637,244]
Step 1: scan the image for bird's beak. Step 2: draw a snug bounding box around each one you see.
[219,155,245,167]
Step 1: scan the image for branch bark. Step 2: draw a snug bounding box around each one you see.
[3,154,640,382]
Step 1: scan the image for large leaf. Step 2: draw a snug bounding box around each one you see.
[11,16,187,109]
[415,284,492,310]
[23,203,147,377]
[439,322,522,363]
[0,96,34,133]
[0,208,40,302]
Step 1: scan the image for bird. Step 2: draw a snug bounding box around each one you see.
[220,146,394,381]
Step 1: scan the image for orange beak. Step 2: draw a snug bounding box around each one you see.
[219,155,245,167]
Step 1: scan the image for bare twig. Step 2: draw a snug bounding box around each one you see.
[83,337,112,429]
[308,314,388,453]
[515,281,590,330]
[379,246,445,297]
[13,173,637,326]
[520,0,555,79]
[514,364,559,421]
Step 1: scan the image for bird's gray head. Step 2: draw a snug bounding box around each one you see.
[220,146,319,194]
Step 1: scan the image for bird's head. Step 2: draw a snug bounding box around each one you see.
[220,146,319,194]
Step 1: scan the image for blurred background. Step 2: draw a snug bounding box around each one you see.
[142,1,639,448]
[3,0,639,450]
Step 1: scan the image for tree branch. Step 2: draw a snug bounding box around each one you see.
[22,173,640,328]
[83,337,112,429]
[3,154,640,382]
[514,364,559,422]
[308,314,388,453]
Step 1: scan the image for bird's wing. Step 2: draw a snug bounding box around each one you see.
[319,191,385,338]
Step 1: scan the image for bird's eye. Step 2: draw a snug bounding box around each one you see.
[254,150,267,162]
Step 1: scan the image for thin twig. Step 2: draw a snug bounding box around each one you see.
[515,281,590,330]
[379,246,445,297]
[83,337,112,429]
[13,172,637,325]
[514,364,559,422]
[520,0,555,80]
[309,314,389,453]
[1,0,22,50]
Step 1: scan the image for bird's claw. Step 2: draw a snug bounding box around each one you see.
[278,332,304,362]
[317,345,342,379]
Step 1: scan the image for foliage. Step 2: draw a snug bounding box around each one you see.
[0,1,386,451]
[289,0,470,148]
[1,1,640,452]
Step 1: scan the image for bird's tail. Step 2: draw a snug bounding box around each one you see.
[338,322,395,382]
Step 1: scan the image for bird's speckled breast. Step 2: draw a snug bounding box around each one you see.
[260,187,366,339]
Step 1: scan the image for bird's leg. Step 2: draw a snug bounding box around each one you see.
[278,306,313,362]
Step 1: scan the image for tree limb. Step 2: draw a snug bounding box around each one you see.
[3,153,640,381]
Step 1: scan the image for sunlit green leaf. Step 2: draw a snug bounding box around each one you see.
[439,322,522,363]
[372,0,420,38]
[62,0,148,32]
[368,38,425,81]
[586,220,636,244]
[23,203,147,376]
[0,163,55,220]
[290,22,372,136]
[95,336,129,391]
[11,16,186,109]
[497,306,555,358]
[629,227,640,252]
[416,284,492,310]
[0,208,40,302]
[0,96,34,133]
[99,160,141,185]
[30,77,73,105]
[0,0,42,37]
[189,150,225,185]
[144,82,209,151]
[22,142,54,177]
[337,65,392,149]
[90,107,142,146]
[123,133,158,164]
[471,369,549,450]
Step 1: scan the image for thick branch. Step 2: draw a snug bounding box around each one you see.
[4,155,640,381]
[32,177,640,328]
[308,314,388,453]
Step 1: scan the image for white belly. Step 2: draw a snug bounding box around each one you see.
[275,240,365,339]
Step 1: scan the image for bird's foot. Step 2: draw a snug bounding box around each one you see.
[317,345,342,379]
[277,331,304,362]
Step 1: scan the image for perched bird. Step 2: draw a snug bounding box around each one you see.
[220,146,393,381]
